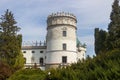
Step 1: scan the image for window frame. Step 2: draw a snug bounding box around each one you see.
[39,57,44,65]
[63,31,67,37]
[62,56,67,63]
[40,51,44,53]
[63,43,67,50]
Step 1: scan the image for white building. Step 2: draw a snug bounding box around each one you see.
[22,12,86,70]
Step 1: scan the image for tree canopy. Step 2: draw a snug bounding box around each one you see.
[94,28,107,55]
[107,0,120,49]
[8,49,120,80]
[0,9,24,80]
[94,0,120,55]
[0,9,20,36]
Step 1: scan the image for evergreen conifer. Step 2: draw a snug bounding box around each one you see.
[107,0,120,49]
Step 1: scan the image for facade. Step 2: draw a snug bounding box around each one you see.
[22,12,86,70]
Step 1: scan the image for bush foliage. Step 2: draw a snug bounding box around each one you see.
[8,49,120,80]
[8,69,45,80]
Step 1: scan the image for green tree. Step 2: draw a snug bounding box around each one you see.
[94,28,107,55]
[107,0,120,50]
[8,49,120,80]
[0,60,12,80]
[0,9,20,36]
[0,9,24,70]
[8,69,45,80]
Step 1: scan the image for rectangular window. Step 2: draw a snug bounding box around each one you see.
[40,51,43,53]
[39,58,44,65]
[63,43,67,50]
[62,56,67,63]
[63,31,66,37]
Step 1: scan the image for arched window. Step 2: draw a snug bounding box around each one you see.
[39,58,44,65]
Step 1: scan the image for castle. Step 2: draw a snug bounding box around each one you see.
[22,12,86,70]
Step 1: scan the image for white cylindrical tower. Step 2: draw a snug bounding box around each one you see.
[46,12,77,69]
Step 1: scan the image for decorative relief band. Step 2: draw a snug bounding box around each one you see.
[47,17,76,27]
[47,24,77,30]
[22,46,46,50]
[45,63,70,65]
[47,12,77,29]
[46,50,77,53]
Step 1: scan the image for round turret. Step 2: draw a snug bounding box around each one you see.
[47,12,77,29]
[46,12,77,69]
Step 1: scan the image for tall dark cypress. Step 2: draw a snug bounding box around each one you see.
[94,28,107,55]
[94,28,99,54]
[107,0,120,49]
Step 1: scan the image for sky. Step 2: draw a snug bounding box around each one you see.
[0,0,114,57]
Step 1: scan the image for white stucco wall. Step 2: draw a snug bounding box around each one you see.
[21,12,86,70]
[22,48,46,64]
[46,15,77,65]
[77,47,86,60]
[47,40,76,51]
[46,51,77,64]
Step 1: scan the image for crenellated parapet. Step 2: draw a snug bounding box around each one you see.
[47,12,77,29]
[47,12,77,20]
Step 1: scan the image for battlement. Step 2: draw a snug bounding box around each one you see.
[47,12,76,20]
[47,12,77,29]
[22,41,46,46]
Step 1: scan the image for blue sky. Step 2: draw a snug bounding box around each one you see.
[0,0,114,57]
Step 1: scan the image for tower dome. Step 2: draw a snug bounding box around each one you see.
[46,12,77,69]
